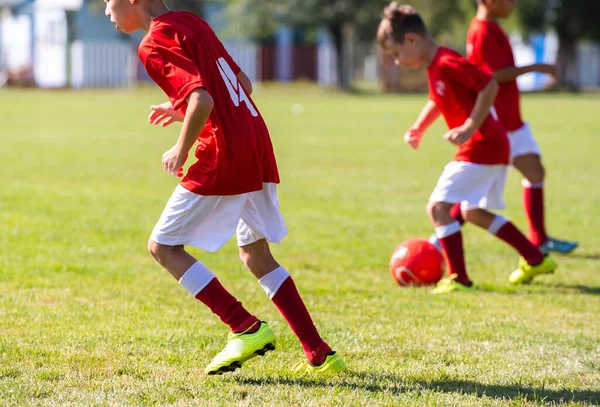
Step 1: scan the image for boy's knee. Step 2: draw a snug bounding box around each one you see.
[239,249,253,269]
[427,201,447,221]
[148,240,180,264]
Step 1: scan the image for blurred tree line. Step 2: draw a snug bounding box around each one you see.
[85,0,600,90]
[223,0,600,89]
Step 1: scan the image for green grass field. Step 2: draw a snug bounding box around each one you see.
[1,85,599,406]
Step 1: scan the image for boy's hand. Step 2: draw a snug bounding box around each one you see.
[404,127,423,149]
[535,63,557,78]
[149,102,185,127]
[443,125,474,146]
[162,145,188,178]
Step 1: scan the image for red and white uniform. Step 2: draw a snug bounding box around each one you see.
[140,11,286,251]
[427,47,510,210]
[467,18,541,159]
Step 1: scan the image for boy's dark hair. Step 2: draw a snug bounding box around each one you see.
[377,3,428,46]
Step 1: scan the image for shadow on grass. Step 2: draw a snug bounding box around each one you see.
[551,284,600,296]
[568,252,600,261]
[233,371,600,404]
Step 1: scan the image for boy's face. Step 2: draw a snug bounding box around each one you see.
[382,35,424,69]
[104,0,141,34]
[484,0,516,18]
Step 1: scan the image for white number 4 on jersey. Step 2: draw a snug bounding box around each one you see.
[216,57,258,117]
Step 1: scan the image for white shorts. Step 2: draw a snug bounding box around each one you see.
[150,183,288,252]
[429,161,508,211]
[509,122,541,161]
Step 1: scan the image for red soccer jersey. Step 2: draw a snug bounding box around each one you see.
[427,47,509,165]
[139,11,279,196]
[467,18,524,132]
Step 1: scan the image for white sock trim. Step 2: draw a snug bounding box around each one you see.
[178,261,216,297]
[435,222,461,239]
[488,214,510,235]
[522,179,544,189]
[258,266,290,300]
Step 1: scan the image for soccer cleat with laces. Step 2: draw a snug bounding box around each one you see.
[292,352,347,375]
[508,255,558,285]
[204,321,276,375]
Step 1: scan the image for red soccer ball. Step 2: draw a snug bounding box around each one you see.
[390,238,445,286]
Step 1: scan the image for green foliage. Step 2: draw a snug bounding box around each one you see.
[517,0,600,41]
[223,0,467,42]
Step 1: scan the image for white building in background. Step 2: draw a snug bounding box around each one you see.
[0,0,138,88]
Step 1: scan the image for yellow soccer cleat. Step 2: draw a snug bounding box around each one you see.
[293,352,347,375]
[509,255,558,285]
[431,274,476,294]
[204,322,275,375]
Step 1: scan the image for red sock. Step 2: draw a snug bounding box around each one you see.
[523,184,547,245]
[272,277,331,365]
[450,203,466,226]
[439,231,471,286]
[496,222,544,265]
[195,279,259,333]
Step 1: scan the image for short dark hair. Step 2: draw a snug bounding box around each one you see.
[377,3,428,46]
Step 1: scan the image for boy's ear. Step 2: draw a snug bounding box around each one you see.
[404,32,420,45]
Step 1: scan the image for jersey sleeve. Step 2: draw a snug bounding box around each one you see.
[441,55,493,93]
[143,28,205,110]
[474,27,513,73]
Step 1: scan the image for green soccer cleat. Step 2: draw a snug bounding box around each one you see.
[509,255,558,285]
[292,352,347,375]
[204,321,276,375]
[431,274,476,294]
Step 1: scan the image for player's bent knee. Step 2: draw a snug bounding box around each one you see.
[426,202,436,219]
[148,240,181,265]
[427,201,448,222]
[239,249,252,268]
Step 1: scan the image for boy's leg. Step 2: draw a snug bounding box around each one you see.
[513,153,547,246]
[236,183,345,372]
[462,209,557,283]
[239,239,344,371]
[510,124,577,253]
[429,203,465,249]
[427,201,472,288]
[462,209,544,265]
[148,241,259,333]
[149,187,273,375]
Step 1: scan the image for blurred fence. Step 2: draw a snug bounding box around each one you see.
[2,35,600,91]
[71,41,135,88]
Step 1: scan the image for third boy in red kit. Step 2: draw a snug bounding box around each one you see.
[104,0,346,375]
[377,2,558,292]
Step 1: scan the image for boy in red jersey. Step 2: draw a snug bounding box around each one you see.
[103,0,346,375]
[377,3,558,293]
[445,0,577,254]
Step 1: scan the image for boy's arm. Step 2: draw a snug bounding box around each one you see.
[405,100,440,149]
[162,88,214,177]
[444,79,499,146]
[493,63,556,83]
[412,100,441,132]
[473,32,556,83]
